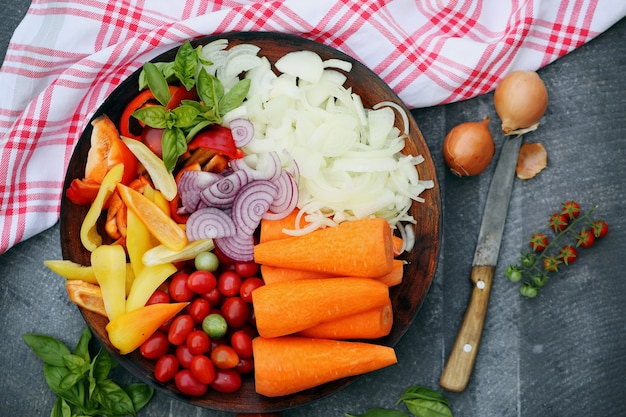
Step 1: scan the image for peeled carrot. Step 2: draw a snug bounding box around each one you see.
[254,217,394,278]
[296,298,393,340]
[260,259,404,286]
[259,208,309,242]
[392,235,404,256]
[252,277,389,338]
[116,183,187,251]
[253,336,397,397]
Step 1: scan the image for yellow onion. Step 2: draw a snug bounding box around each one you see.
[494,70,548,135]
[442,117,495,177]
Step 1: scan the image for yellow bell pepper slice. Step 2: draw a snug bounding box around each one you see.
[125,262,177,313]
[80,163,124,252]
[91,243,127,321]
[126,208,158,278]
[142,239,214,267]
[122,136,177,201]
[44,260,98,284]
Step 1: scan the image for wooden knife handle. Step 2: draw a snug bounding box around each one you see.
[439,265,495,392]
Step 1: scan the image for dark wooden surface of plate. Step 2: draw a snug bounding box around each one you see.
[60,32,441,413]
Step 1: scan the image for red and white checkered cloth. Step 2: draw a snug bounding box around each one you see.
[1,0,624,254]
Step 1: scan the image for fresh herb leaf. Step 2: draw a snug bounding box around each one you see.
[346,408,409,417]
[92,379,137,417]
[74,327,92,362]
[23,334,71,367]
[219,78,251,116]
[347,385,453,417]
[51,397,72,417]
[173,40,198,91]
[196,68,223,114]
[403,400,453,417]
[397,386,450,406]
[143,61,171,106]
[133,105,168,129]
[124,383,155,413]
[161,127,187,172]
[171,104,200,128]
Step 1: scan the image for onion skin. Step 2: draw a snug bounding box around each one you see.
[494,70,548,135]
[443,117,495,177]
[516,142,547,179]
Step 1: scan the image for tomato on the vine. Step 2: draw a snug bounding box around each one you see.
[548,212,569,232]
[577,228,595,248]
[592,219,609,238]
[561,200,581,220]
[558,245,577,265]
[529,232,549,252]
[542,255,561,272]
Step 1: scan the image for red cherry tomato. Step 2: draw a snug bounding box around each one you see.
[169,272,194,302]
[234,262,259,278]
[210,368,242,393]
[190,355,216,385]
[175,369,208,396]
[176,344,195,369]
[230,330,253,358]
[146,290,170,305]
[187,270,217,294]
[239,277,264,303]
[140,331,169,360]
[235,357,254,374]
[154,354,179,383]
[188,298,211,323]
[221,297,250,329]
[186,330,210,355]
[218,271,242,297]
[140,127,165,158]
[168,314,195,346]
[201,287,222,307]
[210,345,240,369]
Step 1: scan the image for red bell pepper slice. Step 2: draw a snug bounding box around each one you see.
[188,125,239,159]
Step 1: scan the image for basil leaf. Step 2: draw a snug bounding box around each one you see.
[171,104,200,128]
[403,399,453,417]
[124,383,154,413]
[144,61,171,106]
[58,369,84,391]
[73,328,91,362]
[43,364,85,407]
[398,386,450,406]
[90,348,112,383]
[24,334,71,367]
[346,408,409,417]
[138,62,174,90]
[173,40,198,91]
[161,127,187,172]
[219,78,250,116]
[133,105,168,129]
[62,353,87,375]
[196,67,223,112]
[184,119,212,142]
[92,379,137,417]
[50,397,71,417]
[195,45,213,66]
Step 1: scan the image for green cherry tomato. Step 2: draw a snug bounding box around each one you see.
[202,313,228,339]
[520,283,538,298]
[194,251,220,272]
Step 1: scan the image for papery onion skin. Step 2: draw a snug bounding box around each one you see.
[442,117,495,177]
[494,70,548,135]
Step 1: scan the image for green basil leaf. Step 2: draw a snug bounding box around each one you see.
[24,333,71,367]
[403,399,453,417]
[184,119,212,142]
[58,369,84,391]
[195,45,213,66]
[43,364,85,407]
[196,67,223,111]
[132,106,168,129]
[73,328,91,362]
[171,104,200,128]
[124,383,154,413]
[161,127,187,172]
[62,354,87,376]
[50,397,71,417]
[138,62,174,90]
[93,379,136,417]
[398,386,449,406]
[173,40,198,91]
[346,408,409,417]
[144,61,171,106]
[90,348,112,383]
[219,78,251,116]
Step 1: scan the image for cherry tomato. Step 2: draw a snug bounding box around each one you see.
[187,270,217,294]
[221,297,250,329]
[176,344,195,369]
[210,368,242,393]
[186,330,210,355]
[190,355,215,385]
[154,354,179,383]
[561,200,581,220]
[140,331,169,360]
[235,357,254,374]
[146,290,170,305]
[210,345,240,369]
[141,127,165,158]
[529,232,549,252]
[159,317,173,333]
[201,287,222,307]
[169,271,194,302]
[558,245,578,265]
[218,271,242,297]
[175,369,208,396]
[549,212,569,232]
[234,262,259,278]
[592,219,609,238]
[239,277,264,303]
[577,228,595,248]
[168,314,195,346]
[202,313,228,339]
[230,330,253,358]
[194,251,220,272]
[188,298,211,324]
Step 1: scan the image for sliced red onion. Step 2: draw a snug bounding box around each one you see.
[232,180,279,236]
[186,207,237,241]
[263,170,298,220]
[177,170,221,211]
[214,231,255,262]
[200,169,250,208]
[229,118,254,147]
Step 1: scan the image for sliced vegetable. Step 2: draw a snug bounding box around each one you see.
[253,336,397,397]
[91,244,127,321]
[142,239,214,267]
[252,277,389,338]
[187,125,239,159]
[126,208,158,277]
[125,263,177,313]
[44,260,98,284]
[65,280,107,317]
[253,217,394,278]
[259,209,309,242]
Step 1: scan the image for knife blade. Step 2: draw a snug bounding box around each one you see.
[439,134,523,393]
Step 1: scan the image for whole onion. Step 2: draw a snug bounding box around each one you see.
[442,117,495,177]
[494,70,548,135]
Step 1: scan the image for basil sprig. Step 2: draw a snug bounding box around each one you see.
[24,328,153,417]
[133,40,250,172]
[346,385,453,417]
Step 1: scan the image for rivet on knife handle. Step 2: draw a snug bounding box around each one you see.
[439,265,495,392]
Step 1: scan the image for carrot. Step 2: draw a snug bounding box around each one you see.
[252,277,389,338]
[253,336,397,397]
[392,235,404,256]
[116,183,187,251]
[260,259,404,287]
[296,298,393,340]
[254,217,394,278]
[259,208,309,242]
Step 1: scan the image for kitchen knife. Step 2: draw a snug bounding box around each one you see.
[439,134,523,392]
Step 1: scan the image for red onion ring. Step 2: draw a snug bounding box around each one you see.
[263,170,298,220]
[214,231,255,262]
[186,207,237,241]
[200,169,251,208]
[232,180,279,236]
[229,118,255,147]
[177,170,221,211]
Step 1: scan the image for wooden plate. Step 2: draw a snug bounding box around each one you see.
[60,32,441,413]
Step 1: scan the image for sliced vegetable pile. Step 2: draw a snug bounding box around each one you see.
[45,38,434,399]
